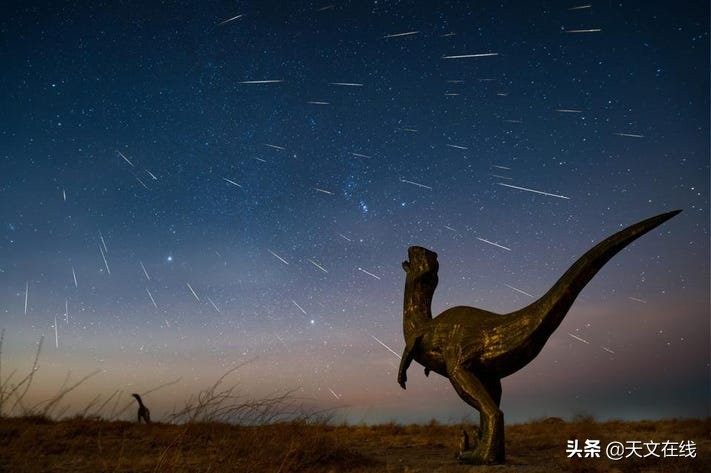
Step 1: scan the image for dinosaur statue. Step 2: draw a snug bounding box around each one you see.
[397,210,681,464]
[132,393,151,424]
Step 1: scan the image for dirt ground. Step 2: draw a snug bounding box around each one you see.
[0,416,708,472]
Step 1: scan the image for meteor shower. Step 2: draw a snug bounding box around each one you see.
[0,1,708,471]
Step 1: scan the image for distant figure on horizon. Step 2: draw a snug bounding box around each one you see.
[132,393,151,424]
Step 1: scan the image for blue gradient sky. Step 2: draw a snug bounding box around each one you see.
[0,0,708,423]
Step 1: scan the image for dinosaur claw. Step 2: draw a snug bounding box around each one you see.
[424,367,430,377]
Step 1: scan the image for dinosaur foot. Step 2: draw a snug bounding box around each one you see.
[457,447,503,465]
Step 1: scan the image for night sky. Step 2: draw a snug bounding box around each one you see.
[1,1,708,424]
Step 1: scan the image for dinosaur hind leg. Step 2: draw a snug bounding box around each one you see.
[449,367,505,464]
[474,376,502,444]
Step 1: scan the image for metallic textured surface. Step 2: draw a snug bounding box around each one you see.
[398,210,681,464]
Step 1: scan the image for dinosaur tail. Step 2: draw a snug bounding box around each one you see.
[515,210,681,347]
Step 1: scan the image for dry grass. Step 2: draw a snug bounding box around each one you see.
[1,332,708,472]
[0,416,707,473]
[0,416,377,473]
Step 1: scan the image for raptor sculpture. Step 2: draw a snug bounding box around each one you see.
[132,393,151,424]
[397,210,681,464]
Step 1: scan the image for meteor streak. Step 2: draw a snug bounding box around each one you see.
[314,187,334,195]
[117,150,134,166]
[329,82,363,87]
[240,80,284,84]
[265,144,286,150]
[370,335,401,359]
[146,288,158,308]
[186,283,200,302]
[136,177,149,189]
[442,52,498,59]
[445,144,468,150]
[139,261,150,280]
[223,177,242,188]
[99,232,108,253]
[207,297,221,313]
[614,132,644,138]
[505,284,534,297]
[217,14,244,26]
[601,346,616,354]
[291,300,308,315]
[399,178,432,190]
[565,28,601,33]
[24,281,29,315]
[307,259,328,273]
[99,244,111,275]
[350,152,373,159]
[383,31,420,39]
[72,266,78,288]
[358,267,381,280]
[268,249,289,265]
[568,333,590,344]
[476,237,511,251]
[497,182,571,200]
[54,316,59,348]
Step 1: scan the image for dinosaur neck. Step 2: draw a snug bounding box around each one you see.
[403,277,436,341]
[513,210,681,358]
[134,395,144,407]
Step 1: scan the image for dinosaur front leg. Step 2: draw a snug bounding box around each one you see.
[397,335,420,389]
[448,366,505,464]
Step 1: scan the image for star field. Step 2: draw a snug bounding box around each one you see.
[0,1,708,423]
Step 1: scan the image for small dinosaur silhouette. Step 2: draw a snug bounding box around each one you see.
[132,393,151,424]
[458,428,470,457]
[398,210,681,464]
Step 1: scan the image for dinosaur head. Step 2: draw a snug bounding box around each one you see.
[402,246,439,338]
[402,246,439,283]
